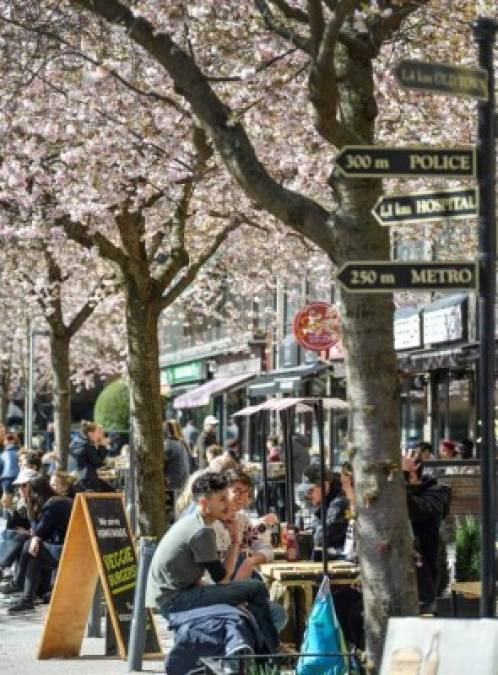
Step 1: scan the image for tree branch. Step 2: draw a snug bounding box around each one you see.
[42,246,65,331]
[307,0,325,56]
[254,0,313,54]
[68,0,335,256]
[369,1,431,54]
[159,220,240,310]
[269,0,309,23]
[67,277,113,337]
[60,216,128,268]
[308,0,360,146]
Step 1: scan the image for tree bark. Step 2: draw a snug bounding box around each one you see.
[125,284,166,537]
[50,332,72,470]
[330,47,418,671]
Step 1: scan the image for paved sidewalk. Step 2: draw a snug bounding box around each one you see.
[0,599,169,674]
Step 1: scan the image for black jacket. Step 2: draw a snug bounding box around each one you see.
[32,496,73,545]
[69,432,107,489]
[407,478,451,581]
[312,487,350,550]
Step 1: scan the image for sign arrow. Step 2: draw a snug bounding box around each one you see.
[336,261,478,293]
[335,145,476,178]
[394,59,488,100]
[372,188,478,226]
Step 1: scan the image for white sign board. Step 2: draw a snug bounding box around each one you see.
[395,312,421,350]
[380,618,498,675]
[423,303,463,345]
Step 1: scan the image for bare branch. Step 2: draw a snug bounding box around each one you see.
[160,220,240,310]
[67,276,116,337]
[308,0,360,146]
[0,12,190,116]
[307,0,325,55]
[369,1,431,54]
[254,0,313,54]
[269,0,309,23]
[60,216,128,268]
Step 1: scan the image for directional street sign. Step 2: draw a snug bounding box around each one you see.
[394,59,489,101]
[371,188,478,226]
[336,261,478,293]
[335,146,476,178]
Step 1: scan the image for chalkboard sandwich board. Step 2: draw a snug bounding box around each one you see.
[38,493,161,660]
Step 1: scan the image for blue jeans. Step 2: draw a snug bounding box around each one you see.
[161,579,280,651]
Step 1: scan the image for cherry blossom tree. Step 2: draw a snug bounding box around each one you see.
[20,0,488,667]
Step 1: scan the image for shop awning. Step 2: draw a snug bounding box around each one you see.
[173,373,254,409]
[247,362,330,397]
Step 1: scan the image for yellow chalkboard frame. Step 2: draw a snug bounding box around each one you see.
[38,492,162,660]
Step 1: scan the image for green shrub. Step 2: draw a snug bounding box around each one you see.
[94,379,130,432]
[455,515,481,582]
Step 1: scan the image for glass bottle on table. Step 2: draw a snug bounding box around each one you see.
[286,525,299,562]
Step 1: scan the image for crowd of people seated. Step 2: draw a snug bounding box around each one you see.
[0,419,119,614]
[1,413,453,670]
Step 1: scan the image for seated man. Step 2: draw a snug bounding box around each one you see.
[145,472,279,653]
[211,468,287,632]
[301,465,350,556]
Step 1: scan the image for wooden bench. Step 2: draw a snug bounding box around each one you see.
[438,473,481,518]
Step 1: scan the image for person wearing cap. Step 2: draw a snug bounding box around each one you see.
[300,465,350,557]
[195,415,219,470]
[0,469,39,579]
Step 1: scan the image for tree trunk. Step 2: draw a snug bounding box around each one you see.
[125,287,166,537]
[50,332,72,470]
[331,50,419,672]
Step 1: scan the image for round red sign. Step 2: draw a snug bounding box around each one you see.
[292,302,341,352]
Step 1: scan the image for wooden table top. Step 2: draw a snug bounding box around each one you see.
[260,560,360,583]
[450,581,481,598]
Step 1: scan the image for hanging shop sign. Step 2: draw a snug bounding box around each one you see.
[394,59,489,100]
[292,301,341,352]
[337,261,478,293]
[335,146,476,178]
[166,360,205,386]
[394,310,422,350]
[372,188,478,226]
[423,303,465,345]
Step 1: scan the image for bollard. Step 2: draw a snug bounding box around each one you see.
[127,536,157,672]
[87,580,102,638]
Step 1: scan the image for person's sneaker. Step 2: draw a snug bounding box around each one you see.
[0,581,21,594]
[7,598,34,613]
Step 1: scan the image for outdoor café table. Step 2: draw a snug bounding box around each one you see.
[260,560,361,647]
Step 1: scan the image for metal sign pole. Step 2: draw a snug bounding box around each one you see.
[473,16,497,618]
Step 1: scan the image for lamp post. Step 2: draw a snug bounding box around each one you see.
[473,16,497,618]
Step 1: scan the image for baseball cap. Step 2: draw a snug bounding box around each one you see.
[13,468,39,485]
[204,415,219,426]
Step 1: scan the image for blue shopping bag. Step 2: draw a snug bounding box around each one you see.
[297,576,349,675]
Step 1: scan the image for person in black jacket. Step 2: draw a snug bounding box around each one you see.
[403,456,451,611]
[1,475,72,612]
[301,465,350,555]
[69,421,113,492]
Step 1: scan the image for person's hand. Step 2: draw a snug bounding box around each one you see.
[29,536,40,556]
[260,513,278,526]
[401,456,416,473]
[234,557,255,580]
[226,517,239,544]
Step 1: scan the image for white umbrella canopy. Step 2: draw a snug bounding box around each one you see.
[233,397,349,416]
